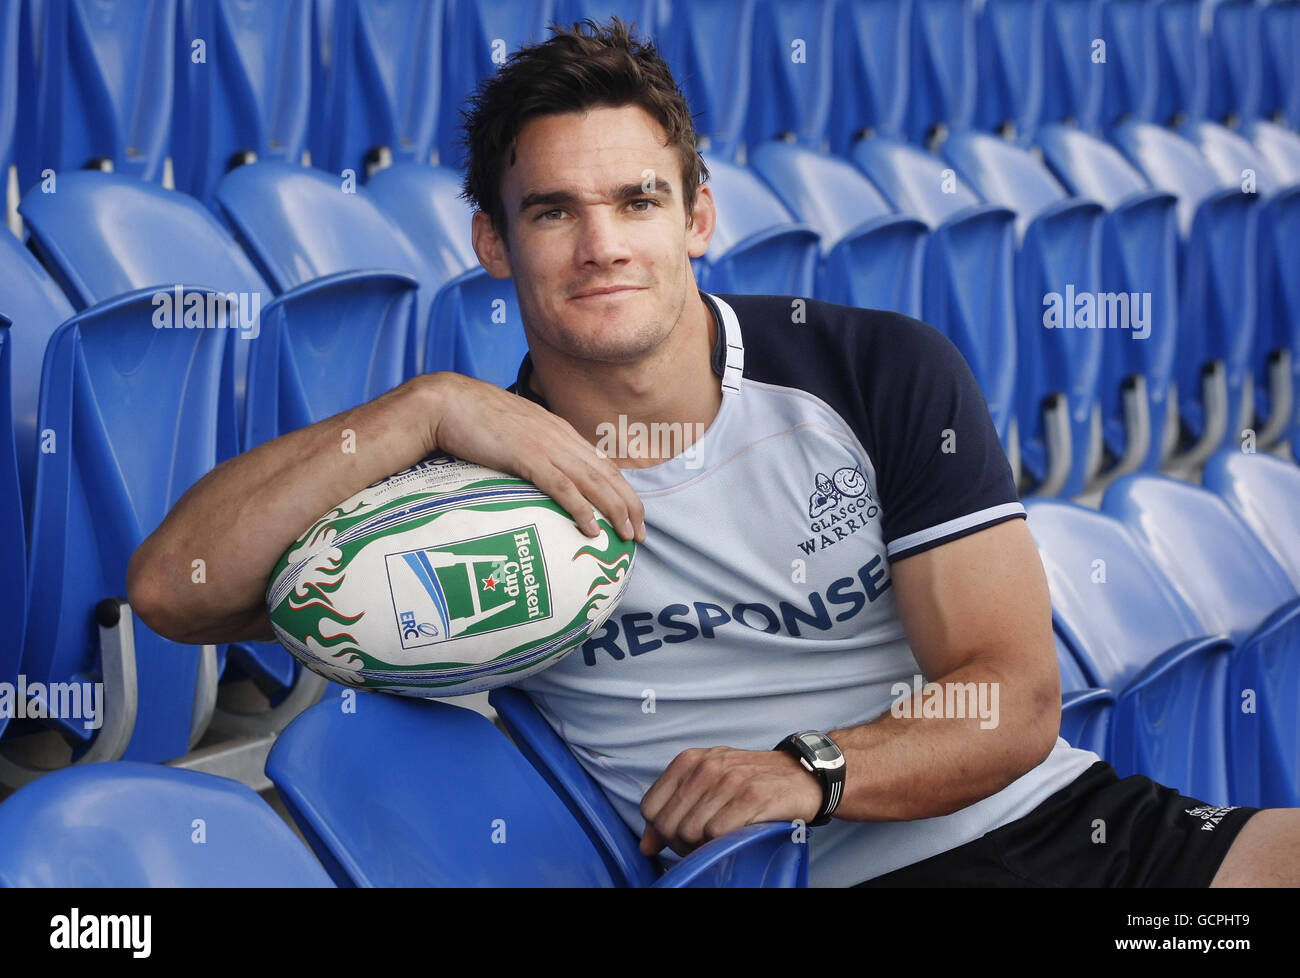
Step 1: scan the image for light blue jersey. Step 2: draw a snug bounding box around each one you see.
[512,292,1100,887]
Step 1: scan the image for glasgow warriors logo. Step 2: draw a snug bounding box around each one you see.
[800,463,879,554]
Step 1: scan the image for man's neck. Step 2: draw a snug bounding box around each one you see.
[527,290,723,469]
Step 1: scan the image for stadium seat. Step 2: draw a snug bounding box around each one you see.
[1039,0,1104,132]
[17,288,230,765]
[172,0,312,206]
[943,130,1105,496]
[1038,124,1180,476]
[696,154,819,297]
[436,0,558,167]
[1182,120,1300,450]
[748,142,926,316]
[311,0,443,180]
[1259,0,1300,130]
[365,163,526,387]
[1153,0,1210,126]
[850,136,1018,464]
[1055,631,1112,759]
[1112,121,1259,465]
[1025,500,1233,805]
[1206,0,1263,127]
[267,692,809,887]
[20,0,176,192]
[1101,474,1300,806]
[0,761,333,886]
[974,0,1044,144]
[828,0,912,154]
[1246,119,1300,185]
[214,160,437,378]
[658,0,755,160]
[0,318,23,736]
[0,0,17,189]
[744,0,836,152]
[908,0,977,148]
[1204,448,1300,593]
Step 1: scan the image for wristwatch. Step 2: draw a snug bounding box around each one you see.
[773,730,846,827]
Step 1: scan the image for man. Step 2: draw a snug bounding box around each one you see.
[129,18,1299,886]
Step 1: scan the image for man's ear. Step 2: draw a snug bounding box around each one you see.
[686,184,716,260]
[472,210,514,279]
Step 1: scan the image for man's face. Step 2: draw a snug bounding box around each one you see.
[471,104,715,365]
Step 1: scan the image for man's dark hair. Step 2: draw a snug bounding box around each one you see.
[458,17,709,242]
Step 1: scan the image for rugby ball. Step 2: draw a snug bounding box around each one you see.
[266,453,636,695]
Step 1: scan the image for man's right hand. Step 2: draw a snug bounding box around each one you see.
[126,371,645,647]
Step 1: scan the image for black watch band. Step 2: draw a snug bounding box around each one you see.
[773,730,846,827]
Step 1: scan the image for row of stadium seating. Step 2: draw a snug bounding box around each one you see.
[2,0,1298,195]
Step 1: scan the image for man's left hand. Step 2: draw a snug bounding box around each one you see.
[638,746,823,857]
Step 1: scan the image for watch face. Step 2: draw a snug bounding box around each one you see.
[796,732,840,762]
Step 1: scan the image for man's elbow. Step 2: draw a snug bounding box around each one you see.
[126,545,188,643]
[1016,677,1063,773]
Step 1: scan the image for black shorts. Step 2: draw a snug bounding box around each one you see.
[853,761,1260,887]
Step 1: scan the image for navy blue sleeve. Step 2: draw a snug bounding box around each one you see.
[726,295,1024,563]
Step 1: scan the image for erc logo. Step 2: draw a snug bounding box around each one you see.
[385,525,553,650]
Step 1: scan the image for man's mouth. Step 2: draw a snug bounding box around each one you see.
[571,286,646,300]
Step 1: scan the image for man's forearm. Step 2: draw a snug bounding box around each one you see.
[127,375,444,645]
[827,655,1060,823]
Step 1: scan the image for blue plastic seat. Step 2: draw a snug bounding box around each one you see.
[1182,120,1300,450]
[267,692,809,887]
[1206,0,1262,127]
[172,0,312,206]
[1112,121,1259,463]
[1203,449,1300,593]
[1038,124,1180,475]
[1245,119,1300,186]
[749,142,926,316]
[696,155,819,297]
[1024,500,1232,805]
[658,0,755,160]
[0,0,17,184]
[744,0,836,152]
[366,163,527,387]
[436,0,559,167]
[1101,474,1300,807]
[974,0,1044,144]
[828,0,912,154]
[851,136,1018,462]
[0,761,333,886]
[1040,0,1103,131]
[943,130,1105,496]
[0,320,23,737]
[215,160,436,377]
[20,0,176,192]
[1153,0,1210,126]
[1259,0,1300,129]
[20,288,229,762]
[312,0,444,179]
[908,0,977,147]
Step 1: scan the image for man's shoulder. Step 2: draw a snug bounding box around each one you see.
[713,293,967,400]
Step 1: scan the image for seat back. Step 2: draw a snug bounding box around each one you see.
[745,0,836,151]
[1154,0,1209,125]
[829,0,911,154]
[0,0,17,182]
[1039,124,1179,472]
[26,0,176,190]
[1102,474,1296,646]
[975,0,1044,143]
[1206,0,1262,126]
[658,0,756,159]
[173,0,312,205]
[908,0,977,146]
[749,141,925,315]
[1203,449,1300,592]
[367,163,528,387]
[436,0,557,166]
[22,288,229,759]
[313,0,444,178]
[1024,500,1205,690]
[0,320,24,732]
[266,693,618,886]
[1259,0,1300,129]
[0,761,333,886]
[215,161,433,375]
[697,155,819,296]
[1040,0,1103,131]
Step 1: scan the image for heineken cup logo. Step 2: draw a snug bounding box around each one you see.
[386,525,553,649]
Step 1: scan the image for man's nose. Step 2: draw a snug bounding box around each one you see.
[575,206,632,267]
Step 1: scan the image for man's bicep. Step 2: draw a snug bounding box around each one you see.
[889,518,1058,692]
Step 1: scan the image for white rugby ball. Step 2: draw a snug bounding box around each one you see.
[266,453,637,695]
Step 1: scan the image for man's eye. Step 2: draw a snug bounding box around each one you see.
[538,209,564,222]
[629,198,659,212]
